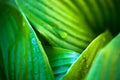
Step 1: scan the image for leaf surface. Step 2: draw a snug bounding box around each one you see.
[15,0,99,53]
[63,30,112,80]
[86,33,120,80]
[0,2,54,80]
[44,47,80,80]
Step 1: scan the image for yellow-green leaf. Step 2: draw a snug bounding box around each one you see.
[63,30,112,80]
[86,33,120,80]
[15,0,98,53]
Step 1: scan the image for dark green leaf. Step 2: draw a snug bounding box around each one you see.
[0,2,54,80]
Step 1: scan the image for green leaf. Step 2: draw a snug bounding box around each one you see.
[62,30,112,80]
[44,47,80,80]
[0,2,54,80]
[15,0,98,53]
[85,33,120,80]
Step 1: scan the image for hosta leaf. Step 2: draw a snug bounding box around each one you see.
[86,33,120,80]
[71,0,120,35]
[15,0,120,52]
[63,30,112,80]
[15,0,98,53]
[44,47,80,80]
[0,2,54,80]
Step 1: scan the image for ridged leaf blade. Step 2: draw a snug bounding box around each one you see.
[15,0,99,53]
[86,33,120,80]
[0,2,54,80]
[44,47,80,80]
[63,30,112,80]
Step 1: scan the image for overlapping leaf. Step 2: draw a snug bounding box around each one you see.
[86,33,120,80]
[44,47,80,80]
[0,2,54,80]
[1,0,120,80]
[15,0,120,52]
[63,30,112,80]
[15,0,100,53]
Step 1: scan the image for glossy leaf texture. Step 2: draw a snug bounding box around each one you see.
[63,30,113,80]
[15,0,99,53]
[85,33,120,80]
[0,2,54,80]
[44,47,80,80]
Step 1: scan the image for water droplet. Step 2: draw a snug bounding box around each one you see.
[32,38,36,44]
[58,31,67,39]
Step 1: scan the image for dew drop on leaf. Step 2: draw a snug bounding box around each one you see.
[58,31,68,39]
